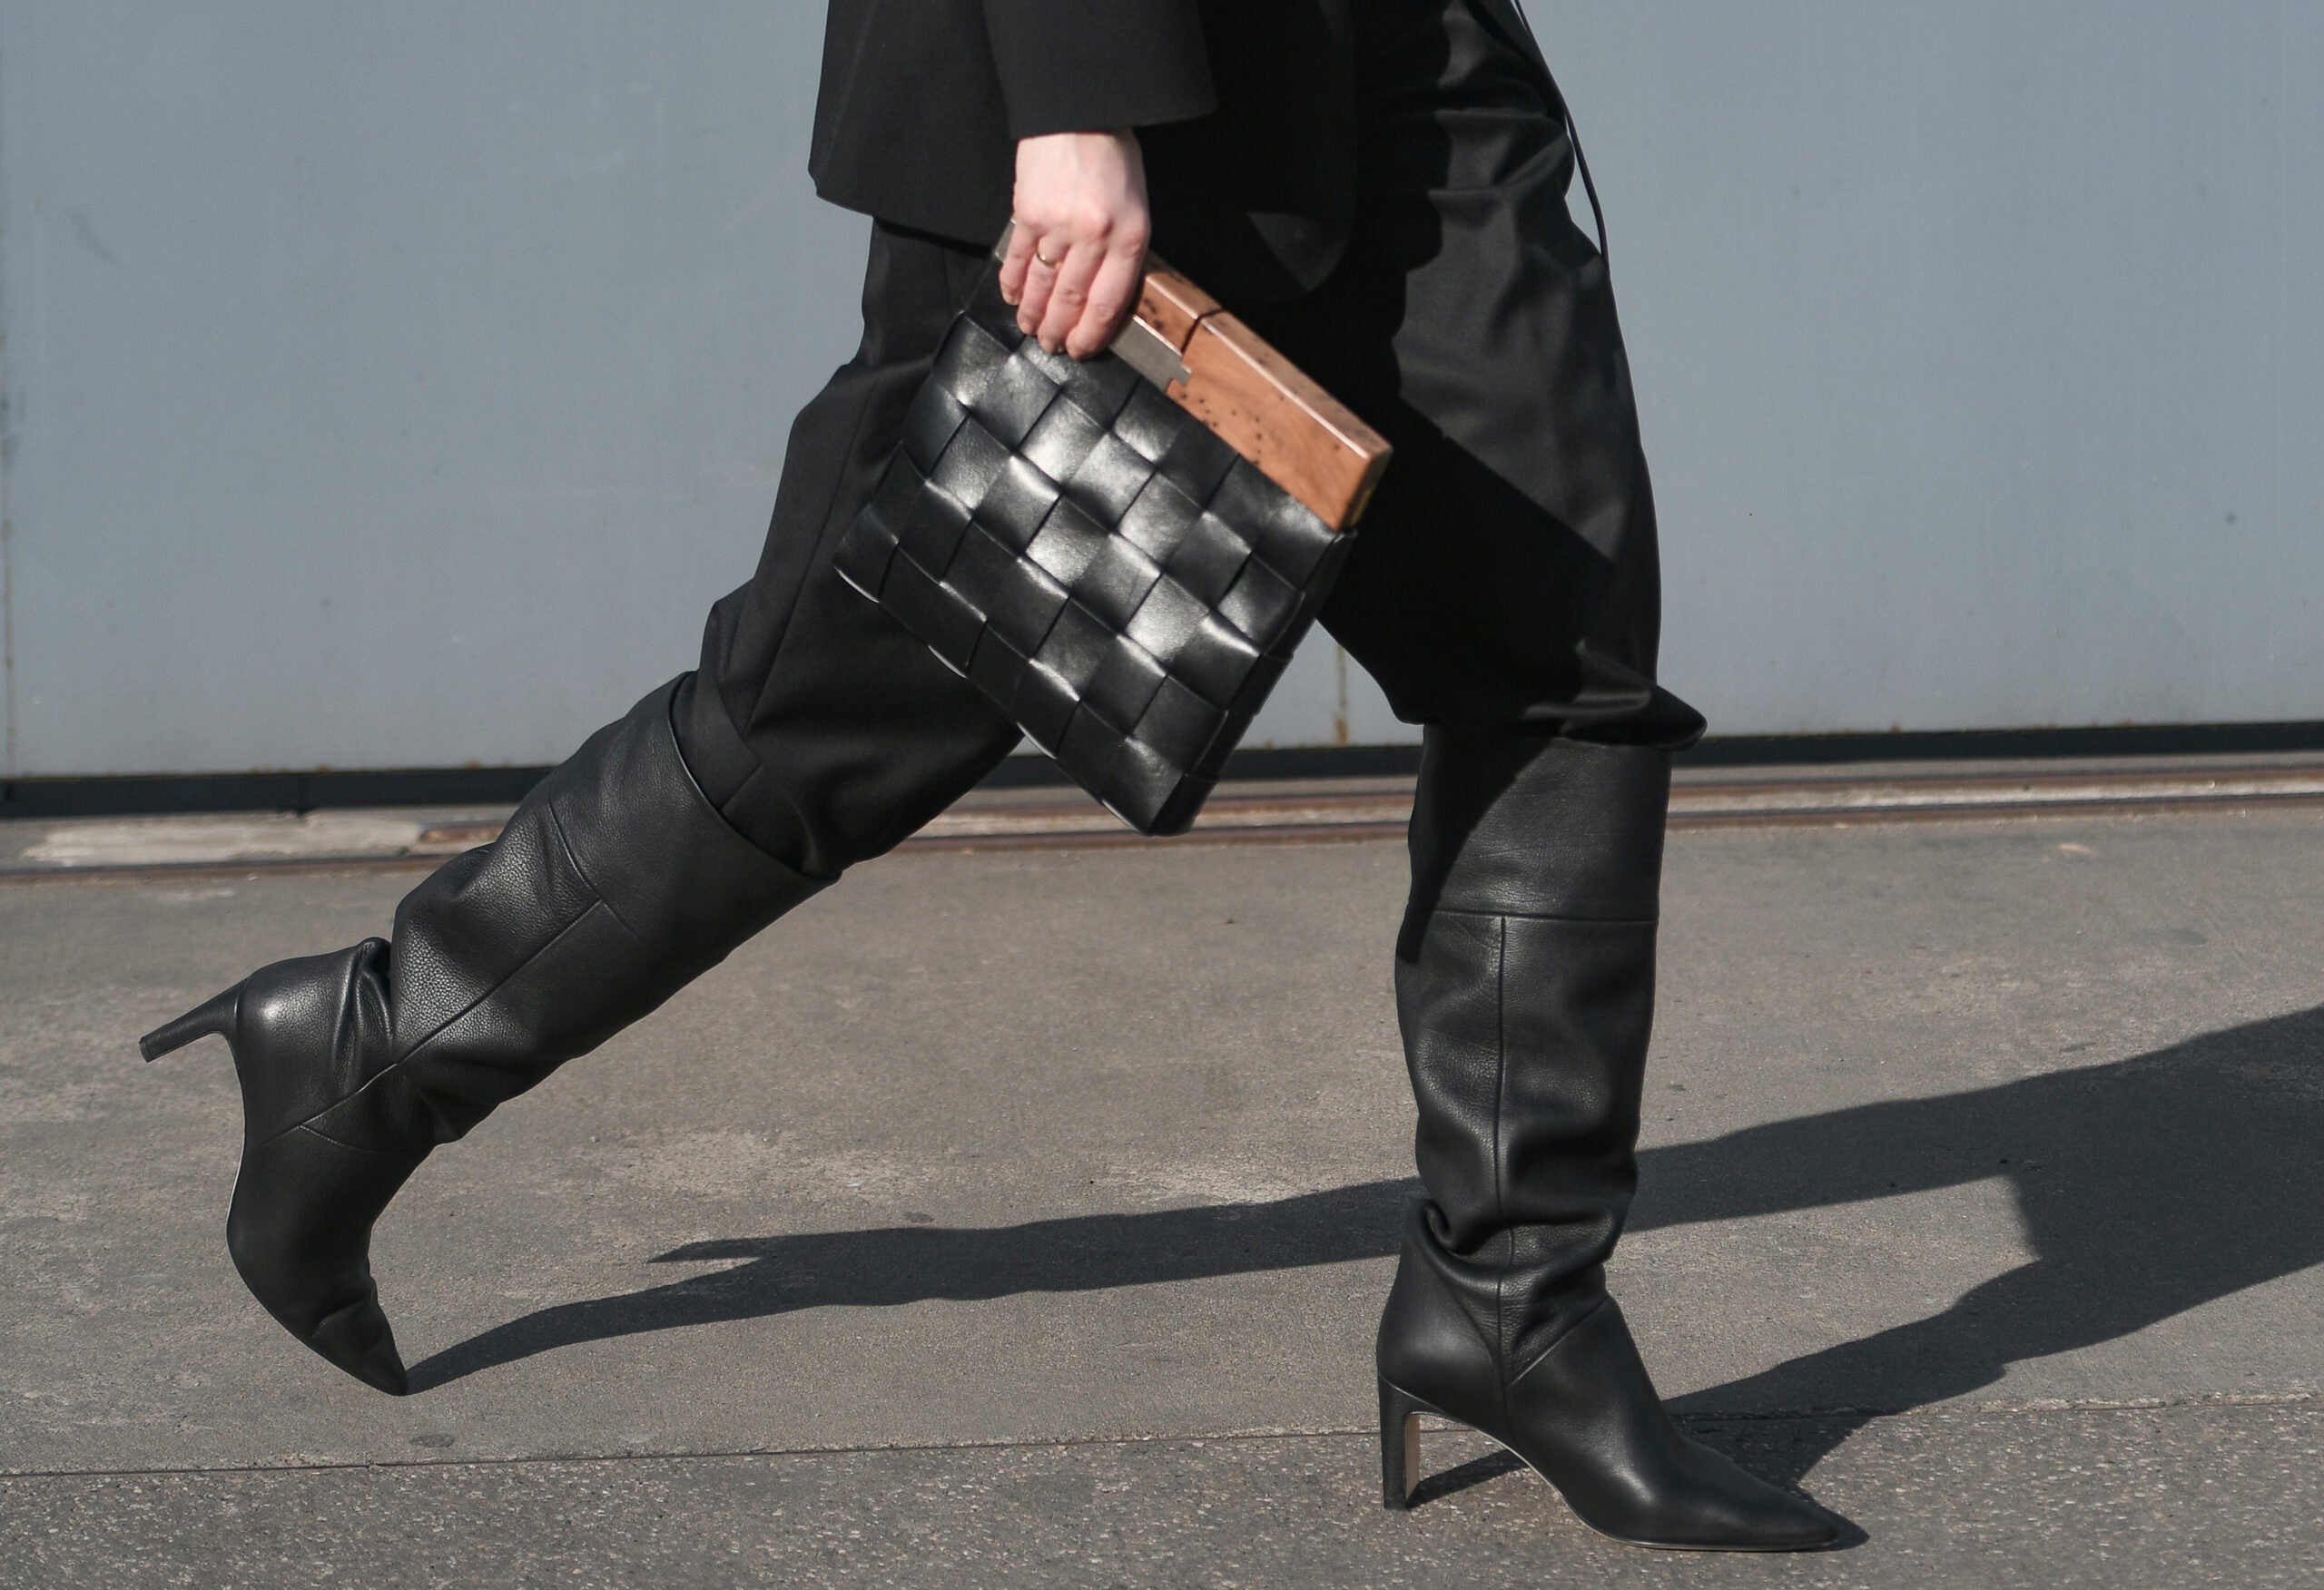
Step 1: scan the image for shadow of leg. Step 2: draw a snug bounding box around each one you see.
[403,1181,1421,1393]
[1666,1252,2177,1487]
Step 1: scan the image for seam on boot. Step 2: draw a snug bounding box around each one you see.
[1430,906,1659,927]
[293,1120,428,1160]
[258,900,621,1152]
[383,893,643,1090]
[1502,1292,1618,1395]
[1389,1210,1510,1373]
[259,682,825,1156]
[308,1294,380,1336]
[542,797,648,952]
[544,786,793,980]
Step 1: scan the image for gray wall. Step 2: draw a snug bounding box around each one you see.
[2,3,2319,780]
[1554,1,2324,738]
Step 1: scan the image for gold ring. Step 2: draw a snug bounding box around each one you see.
[1034,246,1062,270]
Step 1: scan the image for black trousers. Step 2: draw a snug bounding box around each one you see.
[674,0,1702,878]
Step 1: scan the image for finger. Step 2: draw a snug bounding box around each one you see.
[1015,239,1063,341]
[998,222,1038,308]
[1066,240,1148,360]
[1036,239,1105,355]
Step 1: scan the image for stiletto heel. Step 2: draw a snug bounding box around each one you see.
[140,985,242,1062]
[1380,1376,1427,1510]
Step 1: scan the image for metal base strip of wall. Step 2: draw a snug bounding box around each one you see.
[14,758,2324,883]
[17,721,2324,821]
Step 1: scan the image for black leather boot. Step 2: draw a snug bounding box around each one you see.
[1374,728,1845,1550]
[140,680,825,1394]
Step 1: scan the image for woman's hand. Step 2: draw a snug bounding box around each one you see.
[1000,130,1151,359]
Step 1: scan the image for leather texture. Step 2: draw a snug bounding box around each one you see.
[151,681,825,1393]
[1374,728,1845,1549]
[834,263,1354,836]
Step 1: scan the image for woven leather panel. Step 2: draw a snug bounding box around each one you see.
[836,270,1354,836]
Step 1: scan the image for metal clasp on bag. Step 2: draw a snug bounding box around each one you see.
[1111,317,1193,390]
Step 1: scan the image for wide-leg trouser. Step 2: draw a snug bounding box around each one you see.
[671,0,1702,885]
[182,0,1717,1413]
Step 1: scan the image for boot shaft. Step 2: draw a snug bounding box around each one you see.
[378,678,828,1140]
[1394,728,1671,1371]
[1403,727,1669,937]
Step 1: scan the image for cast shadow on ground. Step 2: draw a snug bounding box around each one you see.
[1636,1003,2324,1484]
[404,1177,1421,1392]
[409,1005,2324,1499]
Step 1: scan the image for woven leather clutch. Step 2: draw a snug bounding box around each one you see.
[836,244,1392,836]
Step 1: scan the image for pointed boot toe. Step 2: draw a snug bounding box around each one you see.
[1590,1437,1843,1552]
[225,1124,424,1397]
[1672,1467,1845,1553]
[1501,1300,1850,1552]
[1380,1252,1853,1553]
[305,1293,412,1397]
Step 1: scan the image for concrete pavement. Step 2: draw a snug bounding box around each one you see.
[5,792,2324,1584]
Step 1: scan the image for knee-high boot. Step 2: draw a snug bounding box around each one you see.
[139,679,826,1395]
[1374,728,1845,1550]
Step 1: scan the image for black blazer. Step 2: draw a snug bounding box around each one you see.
[810,0,1361,300]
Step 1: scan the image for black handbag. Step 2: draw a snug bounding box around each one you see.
[835,246,1390,836]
